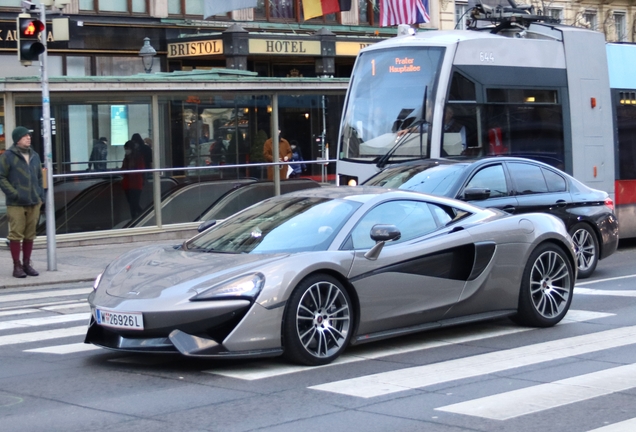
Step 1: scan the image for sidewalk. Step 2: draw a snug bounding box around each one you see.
[0,239,183,289]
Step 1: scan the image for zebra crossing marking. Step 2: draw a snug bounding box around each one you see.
[576,287,636,298]
[0,313,90,331]
[586,418,636,432]
[0,288,92,304]
[25,342,100,354]
[0,326,86,346]
[436,363,636,420]
[309,325,636,398]
[205,310,613,380]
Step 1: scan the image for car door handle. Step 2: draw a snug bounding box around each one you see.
[555,200,567,208]
[501,205,516,214]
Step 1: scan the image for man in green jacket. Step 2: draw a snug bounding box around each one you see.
[0,126,44,278]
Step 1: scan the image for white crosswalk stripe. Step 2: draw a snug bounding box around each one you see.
[0,288,92,304]
[309,325,636,398]
[0,313,89,331]
[0,326,87,346]
[436,363,636,420]
[586,418,636,432]
[24,342,101,354]
[204,310,613,380]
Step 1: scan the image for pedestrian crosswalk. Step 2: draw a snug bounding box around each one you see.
[2,283,636,431]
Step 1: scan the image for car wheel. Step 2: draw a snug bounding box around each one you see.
[569,222,599,279]
[515,243,574,327]
[283,274,353,366]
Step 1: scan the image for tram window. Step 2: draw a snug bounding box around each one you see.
[542,168,567,192]
[465,165,508,198]
[486,89,558,104]
[508,162,548,195]
[616,104,636,180]
[449,72,476,101]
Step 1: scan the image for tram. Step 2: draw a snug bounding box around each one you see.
[336,9,636,238]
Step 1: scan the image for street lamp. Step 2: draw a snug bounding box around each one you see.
[139,37,156,73]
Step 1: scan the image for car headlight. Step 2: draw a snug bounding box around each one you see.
[191,273,265,301]
[93,272,103,291]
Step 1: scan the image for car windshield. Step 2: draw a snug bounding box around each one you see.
[187,197,361,254]
[339,47,445,162]
[365,164,465,196]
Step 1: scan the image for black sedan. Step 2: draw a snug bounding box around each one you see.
[364,157,619,278]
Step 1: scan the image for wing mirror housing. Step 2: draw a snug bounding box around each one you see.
[197,219,217,233]
[365,224,401,261]
[463,187,491,201]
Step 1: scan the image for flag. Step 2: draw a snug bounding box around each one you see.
[204,0,258,19]
[380,0,430,27]
[302,0,352,20]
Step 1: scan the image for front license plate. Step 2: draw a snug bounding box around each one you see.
[96,308,144,330]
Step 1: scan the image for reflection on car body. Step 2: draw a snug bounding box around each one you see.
[364,157,619,278]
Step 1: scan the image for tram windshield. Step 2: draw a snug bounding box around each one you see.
[339,47,445,162]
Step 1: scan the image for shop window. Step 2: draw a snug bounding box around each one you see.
[0,97,5,152]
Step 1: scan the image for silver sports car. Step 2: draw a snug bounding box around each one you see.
[85,186,577,366]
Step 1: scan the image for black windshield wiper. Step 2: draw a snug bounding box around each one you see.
[376,86,429,169]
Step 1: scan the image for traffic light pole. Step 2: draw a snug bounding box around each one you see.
[39,4,56,270]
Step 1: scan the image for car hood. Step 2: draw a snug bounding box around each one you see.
[102,245,287,300]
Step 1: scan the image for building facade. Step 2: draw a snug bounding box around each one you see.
[0,0,632,239]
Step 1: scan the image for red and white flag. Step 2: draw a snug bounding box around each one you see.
[380,0,430,27]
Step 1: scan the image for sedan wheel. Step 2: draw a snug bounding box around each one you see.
[514,243,574,327]
[283,274,352,366]
[569,223,599,279]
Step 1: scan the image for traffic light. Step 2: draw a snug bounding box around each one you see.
[16,14,45,66]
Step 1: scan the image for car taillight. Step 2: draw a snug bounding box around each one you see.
[604,197,615,212]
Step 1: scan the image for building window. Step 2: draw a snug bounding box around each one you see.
[79,0,95,10]
[168,0,181,15]
[548,8,562,23]
[185,0,203,16]
[583,10,597,31]
[78,0,148,14]
[455,2,469,30]
[99,0,128,12]
[614,12,627,42]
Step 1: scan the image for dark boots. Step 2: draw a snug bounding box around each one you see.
[13,261,26,278]
[22,240,38,276]
[10,240,38,278]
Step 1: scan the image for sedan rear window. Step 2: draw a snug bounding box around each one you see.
[365,164,465,196]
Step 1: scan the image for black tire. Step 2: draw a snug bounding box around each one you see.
[283,274,353,366]
[515,243,574,327]
[569,222,599,279]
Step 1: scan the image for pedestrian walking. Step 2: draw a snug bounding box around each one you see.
[0,126,45,278]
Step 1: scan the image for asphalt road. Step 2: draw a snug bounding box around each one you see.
[2,241,636,432]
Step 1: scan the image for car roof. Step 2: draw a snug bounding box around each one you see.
[283,185,487,213]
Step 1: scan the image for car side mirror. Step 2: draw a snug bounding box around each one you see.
[463,187,491,201]
[370,224,401,243]
[197,219,217,233]
[365,224,401,261]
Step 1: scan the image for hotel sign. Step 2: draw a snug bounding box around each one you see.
[167,40,223,58]
[167,37,377,59]
[336,41,376,56]
[249,39,320,56]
